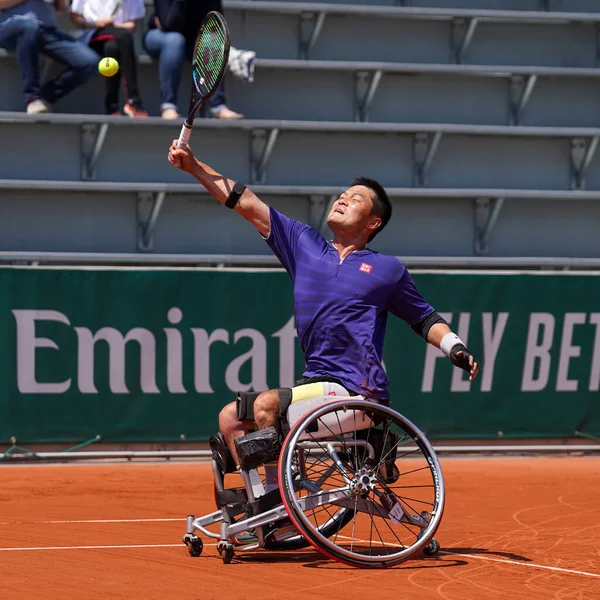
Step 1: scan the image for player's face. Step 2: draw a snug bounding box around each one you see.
[327,185,381,238]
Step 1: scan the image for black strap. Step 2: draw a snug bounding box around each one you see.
[410,310,448,340]
[294,375,359,396]
[225,181,246,209]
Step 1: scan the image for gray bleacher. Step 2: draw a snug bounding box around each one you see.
[0,0,599,266]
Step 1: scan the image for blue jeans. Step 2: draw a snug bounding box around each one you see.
[0,16,99,106]
[143,28,226,114]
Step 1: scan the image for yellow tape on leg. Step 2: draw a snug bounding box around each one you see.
[291,382,326,403]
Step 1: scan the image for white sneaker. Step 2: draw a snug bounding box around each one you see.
[228,47,256,83]
[161,108,180,120]
[26,99,50,115]
[211,106,244,120]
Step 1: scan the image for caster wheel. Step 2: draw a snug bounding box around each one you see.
[183,534,203,557]
[423,538,440,557]
[217,541,235,564]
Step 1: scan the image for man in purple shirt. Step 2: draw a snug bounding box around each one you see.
[168,141,480,479]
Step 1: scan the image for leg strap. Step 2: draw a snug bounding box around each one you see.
[236,388,293,422]
[236,391,261,422]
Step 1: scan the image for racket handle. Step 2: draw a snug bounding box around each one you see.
[177,124,192,149]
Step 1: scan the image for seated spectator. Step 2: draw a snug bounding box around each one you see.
[144,0,250,120]
[0,0,99,115]
[70,0,148,117]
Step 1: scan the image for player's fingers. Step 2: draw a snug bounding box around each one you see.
[168,152,181,168]
[469,361,480,381]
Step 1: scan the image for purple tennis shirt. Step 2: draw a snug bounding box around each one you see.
[264,207,433,401]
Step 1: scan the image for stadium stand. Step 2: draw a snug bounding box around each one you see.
[0,0,599,265]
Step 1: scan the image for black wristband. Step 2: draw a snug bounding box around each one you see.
[449,343,471,371]
[225,181,246,209]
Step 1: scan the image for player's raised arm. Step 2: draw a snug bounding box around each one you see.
[168,141,270,236]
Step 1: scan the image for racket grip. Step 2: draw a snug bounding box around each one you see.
[177,124,192,149]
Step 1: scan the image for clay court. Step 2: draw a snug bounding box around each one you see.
[2,456,599,600]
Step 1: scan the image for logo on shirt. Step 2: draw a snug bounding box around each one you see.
[359,263,373,274]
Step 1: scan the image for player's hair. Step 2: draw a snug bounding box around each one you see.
[351,176,392,242]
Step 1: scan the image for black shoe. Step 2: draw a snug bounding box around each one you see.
[234,529,259,545]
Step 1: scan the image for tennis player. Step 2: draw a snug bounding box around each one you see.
[168,141,480,487]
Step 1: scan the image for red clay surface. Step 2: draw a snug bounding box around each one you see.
[1,457,599,600]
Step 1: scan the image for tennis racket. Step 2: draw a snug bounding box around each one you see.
[177,11,231,148]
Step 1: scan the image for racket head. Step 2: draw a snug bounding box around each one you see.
[185,11,231,125]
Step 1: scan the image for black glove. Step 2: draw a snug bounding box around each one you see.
[449,343,475,372]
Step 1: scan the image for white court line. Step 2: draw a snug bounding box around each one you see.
[3,523,598,578]
[0,518,184,525]
[335,535,600,579]
[439,551,600,579]
[0,543,196,552]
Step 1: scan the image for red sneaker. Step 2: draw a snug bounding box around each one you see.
[123,100,148,118]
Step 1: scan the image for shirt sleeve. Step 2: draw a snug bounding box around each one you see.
[387,264,434,325]
[70,0,84,14]
[122,0,146,21]
[262,207,310,279]
[147,0,186,32]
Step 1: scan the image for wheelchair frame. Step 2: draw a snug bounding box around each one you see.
[183,397,444,567]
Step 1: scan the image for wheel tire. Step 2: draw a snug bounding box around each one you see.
[263,509,355,551]
[183,534,203,557]
[222,545,235,564]
[423,538,440,557]
[188,539,203,557]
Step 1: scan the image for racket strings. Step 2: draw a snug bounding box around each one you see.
[193,17,227,93]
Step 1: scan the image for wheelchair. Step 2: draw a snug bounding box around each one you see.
[183,396,444,568]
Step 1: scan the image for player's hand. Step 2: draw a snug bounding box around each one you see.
[95,17,113,28]
[449,345,480,381]
[154,16,162,29]
[168,140,196,174]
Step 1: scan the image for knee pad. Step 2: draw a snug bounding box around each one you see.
[234,426,281,471]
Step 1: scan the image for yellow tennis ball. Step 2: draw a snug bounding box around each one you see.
[99,57,119,77]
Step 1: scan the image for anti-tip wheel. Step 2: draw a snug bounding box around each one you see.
[217,541,235,564]
[183,533,203,557]
[423,538,440,556]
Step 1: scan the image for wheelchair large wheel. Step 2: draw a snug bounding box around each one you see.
[263,462,354,551]
[263,506,355,551]
[278,399,444,568]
